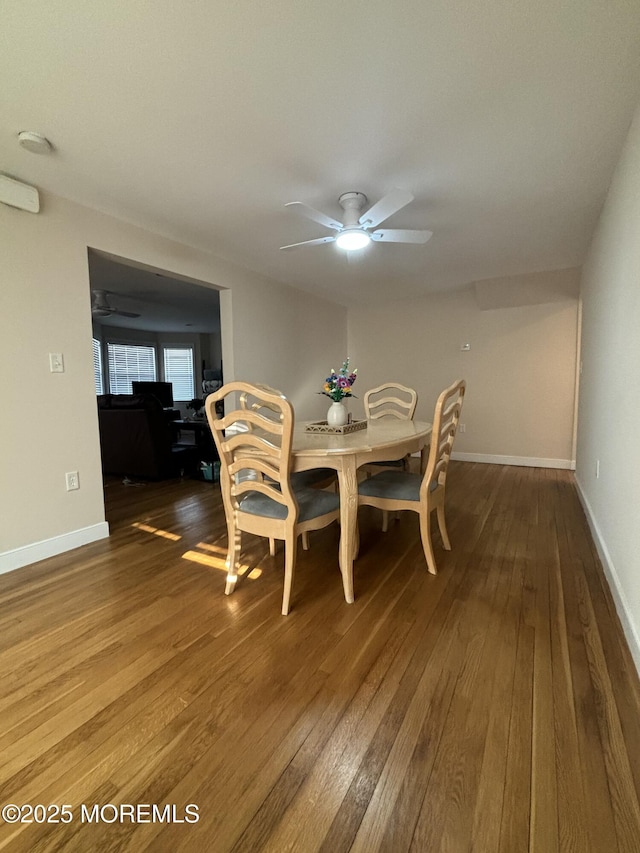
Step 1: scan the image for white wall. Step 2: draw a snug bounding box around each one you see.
[222,279,344,419]
[0,193,345,569]
[201,332,222,376]
[576,104,640,672]
[348,279,580,467]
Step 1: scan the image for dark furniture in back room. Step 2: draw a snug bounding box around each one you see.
[132,380,174,408]
[97,393,199,480]
[171,419,218,462]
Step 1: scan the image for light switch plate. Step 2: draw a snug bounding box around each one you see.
[49,352,64,373]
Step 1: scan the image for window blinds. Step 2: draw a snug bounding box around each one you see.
[107,342,156,394]
[163,346,195,402]
[93,338,104,395]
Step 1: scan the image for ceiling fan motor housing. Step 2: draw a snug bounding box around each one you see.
[338,191,368,227]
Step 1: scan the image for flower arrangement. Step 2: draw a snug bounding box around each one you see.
[321,358,358,402]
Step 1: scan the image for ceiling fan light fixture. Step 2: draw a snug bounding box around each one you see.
[282,189,429,251]
[336,229,371,251]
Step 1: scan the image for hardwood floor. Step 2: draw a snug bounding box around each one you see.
[1,463,639,851]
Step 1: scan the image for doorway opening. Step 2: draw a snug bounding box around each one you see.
[88,248,224,516]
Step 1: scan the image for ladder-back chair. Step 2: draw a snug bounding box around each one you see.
[364,382,418,421]
[363,382,418,476]
[358,379,465,574]
[205,382,340,614]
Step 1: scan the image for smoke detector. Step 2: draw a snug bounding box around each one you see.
[17,131,53,154]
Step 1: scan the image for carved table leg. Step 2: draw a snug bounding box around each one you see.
[337,458,357,604]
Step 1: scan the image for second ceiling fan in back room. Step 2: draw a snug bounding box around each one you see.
[280,188,432,252]
[91,290,141,318]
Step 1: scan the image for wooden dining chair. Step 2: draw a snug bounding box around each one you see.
[239,384,336,490]
[205,381,340,615]
[363,382,418,476]
[364,382,418,421]
[357,379,465,574]
[238,383,337,552]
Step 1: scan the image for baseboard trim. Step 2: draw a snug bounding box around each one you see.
[0,522,110,576]
[450,452,575,469]
[574,474,640,678]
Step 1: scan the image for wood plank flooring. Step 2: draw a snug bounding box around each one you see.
[1,463,639,851]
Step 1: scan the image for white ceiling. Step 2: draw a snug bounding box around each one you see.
[3,1,640,307]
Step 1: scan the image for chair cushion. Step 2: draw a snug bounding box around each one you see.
[240,486,339,522]
[358,471,438,502]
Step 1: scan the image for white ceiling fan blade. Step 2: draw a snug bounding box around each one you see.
[280,235,337,251]
[358,188,414,228]
[285,202,343,231]
[371,228,433,244]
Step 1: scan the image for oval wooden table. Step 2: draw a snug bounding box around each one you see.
[291,419,432,604]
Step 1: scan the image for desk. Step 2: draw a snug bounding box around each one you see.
[291,419,431,604]
[171,419,218,462]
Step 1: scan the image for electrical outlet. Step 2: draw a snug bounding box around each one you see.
[595,460,600,479]
[65,471,79,491]
[459,423,466,433]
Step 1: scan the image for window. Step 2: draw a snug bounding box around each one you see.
[163,346,195,402]
[107,342,157,394]
[93,338,104,395]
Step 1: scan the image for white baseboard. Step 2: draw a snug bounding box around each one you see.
[574,475,640,678]
[0,522,110,576]
[451,451,575,470]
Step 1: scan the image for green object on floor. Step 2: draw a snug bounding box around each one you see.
[200,461,220,482]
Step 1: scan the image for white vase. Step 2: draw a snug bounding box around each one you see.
[327,401,348,427]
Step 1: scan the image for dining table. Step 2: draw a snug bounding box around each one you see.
[291,418,432,604]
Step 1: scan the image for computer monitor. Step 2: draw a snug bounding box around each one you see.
[131,381,174,408]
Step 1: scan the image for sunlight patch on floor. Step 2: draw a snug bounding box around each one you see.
[236,564,263,579]
[181,549,261,580]
[181,550,228,571]
[132,522,181,541]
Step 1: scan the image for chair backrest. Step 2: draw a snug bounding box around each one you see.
[364,383,418,420]
[205,381,298,521]
[239,383,285,426]
[421,380,465,497]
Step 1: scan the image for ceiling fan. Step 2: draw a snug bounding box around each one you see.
[91,289,141,318]
[280,188,432,251]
